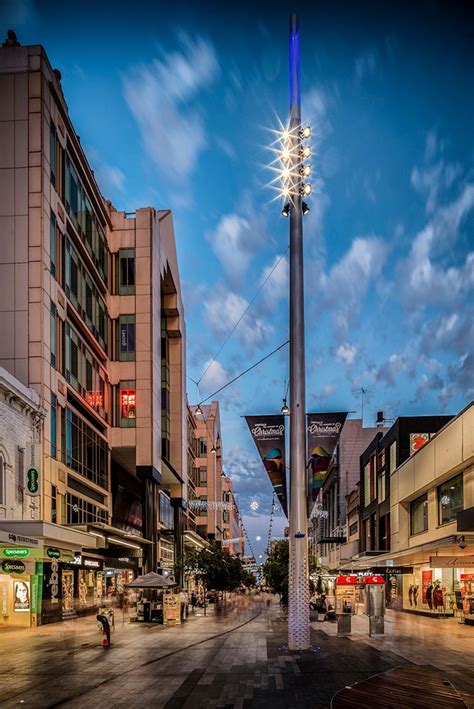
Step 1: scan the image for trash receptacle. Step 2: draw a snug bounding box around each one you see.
[337,613,351,636]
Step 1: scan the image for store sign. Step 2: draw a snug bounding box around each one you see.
[430,556,474,568]
[363,575,385,585]
[83,558,102,569]
[409,433,430,455]
[372,567,414,575]
[26,467,40,496]
[2,560,26,574]
[163,593,181,625]
[2,547,29,558]
[461,574,474,581]
[0,532,39,546]
[49,560,60,604]
[336,576,359,585]
[47,548,61,559]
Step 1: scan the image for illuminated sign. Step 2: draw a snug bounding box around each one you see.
[363,575,385,585]
[47,548,61,559]
[49,560,59,604]
[335,576,359,585]
[120,390,136,419]
[27,467,40,496]
[86,391,104,408]
[3,548,29,558]
[2,560,26,574]
[83,558,101,569]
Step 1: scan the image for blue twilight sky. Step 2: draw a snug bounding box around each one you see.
[2,0,473,559]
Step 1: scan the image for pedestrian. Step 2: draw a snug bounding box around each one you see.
[191,592,197,611]
[426,583,434,610]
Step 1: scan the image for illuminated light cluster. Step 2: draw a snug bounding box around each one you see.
[268,123,312,215]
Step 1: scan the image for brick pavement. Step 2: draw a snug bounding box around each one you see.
[0,595,472,708]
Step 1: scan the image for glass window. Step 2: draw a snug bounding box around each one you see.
[64,408,108,489]
[199,437,207,456]
[50,122,57,186]
[364,462,370,507]
[50,302,57,367]
[438,474,463,525]
[0,454,5,506]
[118,316,135,360]
[118,249,135,294]
[349,521,358,536]
[159,492,174,529]
[119,382,136,427]
[410,493,428,535]
[378,472,386,502]
[50,212,57,278]
[51,485,57,523]
[51,394,57,459]
[389,442,397,474]
[199,466,207,485]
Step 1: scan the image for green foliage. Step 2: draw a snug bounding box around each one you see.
[262,540,289,604]
[183,541,247,592]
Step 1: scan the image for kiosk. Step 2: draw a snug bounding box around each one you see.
[364,575,385,637]
[335,575,358,636]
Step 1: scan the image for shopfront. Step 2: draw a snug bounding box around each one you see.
[0,536,42,628]
[399,556,474,616]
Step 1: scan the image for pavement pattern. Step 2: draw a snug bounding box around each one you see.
[0,595,473,708]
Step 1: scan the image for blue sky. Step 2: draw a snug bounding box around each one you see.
[3,0,473,558]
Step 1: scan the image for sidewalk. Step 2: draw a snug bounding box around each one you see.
[0,596,473,707]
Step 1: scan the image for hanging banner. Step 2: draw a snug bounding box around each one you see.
[244,415,287,516]
[307,412,347,506]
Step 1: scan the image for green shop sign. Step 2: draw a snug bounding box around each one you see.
[47,548,61,559]
[2,560,26,574]
[27,467,40,496]
[3,547,30,558]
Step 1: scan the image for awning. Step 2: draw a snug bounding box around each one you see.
[183,530,208,550]
[125,572,177,588]
[0,521,97,551]
[341,534,474,571]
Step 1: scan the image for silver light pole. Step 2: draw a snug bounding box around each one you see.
[287,12,311,651]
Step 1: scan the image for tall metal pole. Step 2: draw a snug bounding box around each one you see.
[288,12,310,651]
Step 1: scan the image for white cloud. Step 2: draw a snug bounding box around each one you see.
[321,236,388,335]
[260,254,288,310]
[206,198,267,286]
[204,288,273,354]
[376,353,407,387]
[335,343,358,366]
[123,34,219,185]
[199,359,229,392]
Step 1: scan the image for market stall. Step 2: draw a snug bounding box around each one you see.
[125,572,177,624]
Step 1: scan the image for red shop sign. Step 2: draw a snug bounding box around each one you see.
[460,574,474,581]
[336,575,359,585]
[363,575,385,585]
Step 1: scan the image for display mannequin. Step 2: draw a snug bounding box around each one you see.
[413,585,419,607]
[426,584,434,610]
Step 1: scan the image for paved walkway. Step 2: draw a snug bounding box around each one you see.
[0,596,473,707]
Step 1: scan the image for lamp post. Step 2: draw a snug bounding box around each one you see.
[286,12,311,651]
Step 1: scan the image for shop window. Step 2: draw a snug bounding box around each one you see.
[119,382,136,427]
[199,466,207,485]
[410,493,428,535]
[438,473,463,525]
[118,249,135,295]
[117,316,135,361]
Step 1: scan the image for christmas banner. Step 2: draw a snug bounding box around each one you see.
[307,412,347,505]
[245,415,287,516]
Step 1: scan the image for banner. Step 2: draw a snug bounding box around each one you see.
[307,412,347,505]
[245,415,287,516]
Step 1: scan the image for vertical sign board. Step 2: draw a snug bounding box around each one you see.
[306,413,347,510]
[245,415,288,516]
[163,593,181,625]
[41,561,63,624]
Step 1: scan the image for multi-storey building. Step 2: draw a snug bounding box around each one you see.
[358,414,453,560]
[222,474,244,557]
[312,419,382,572]
[0,34,189,623]
[191,402,223,542]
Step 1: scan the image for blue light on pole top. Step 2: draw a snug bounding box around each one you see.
[289,13,301,114]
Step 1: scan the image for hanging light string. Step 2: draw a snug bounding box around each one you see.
[196,245,290,386]
[266,492,276,554]
[196,340,289,407]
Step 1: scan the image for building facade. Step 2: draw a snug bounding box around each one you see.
[222,474,244,557]
[191,402,224,543]
[358,414,453,560]
[0,35,189,622]
[312,419,382,572]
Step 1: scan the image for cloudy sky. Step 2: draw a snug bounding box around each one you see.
[3,0,473,559]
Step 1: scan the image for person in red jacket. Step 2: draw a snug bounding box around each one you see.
[433,585,444,610]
